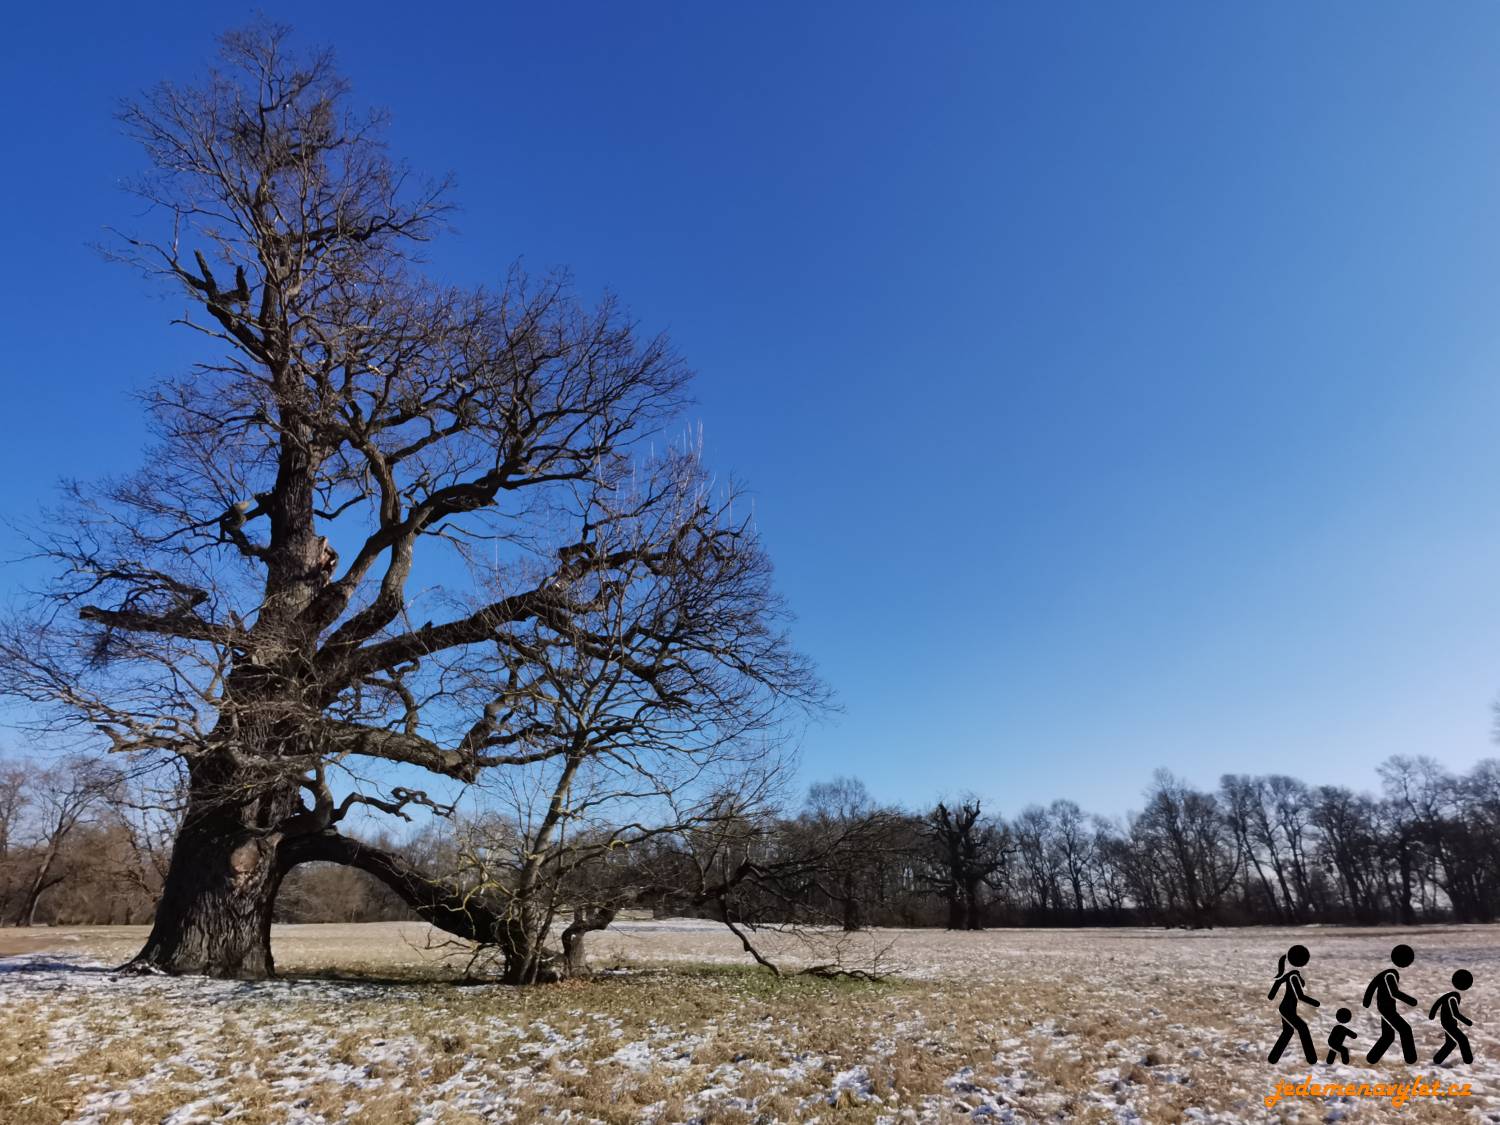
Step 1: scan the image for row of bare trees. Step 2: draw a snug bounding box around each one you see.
[11,754,1494,936]
[638,758,1500,931]
[0,752,450,929]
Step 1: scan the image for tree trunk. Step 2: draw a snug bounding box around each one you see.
[841,897,861,932]
[495,912,555,985]
[129,810,287,978]
[945,894,963,930]
[13,847,61,927]
[963,877,984,930]
[559,920,590,978]
[128,759,302,979]
[840,874,862,932]
[558,907,619,980]
[1396,847,1417,925]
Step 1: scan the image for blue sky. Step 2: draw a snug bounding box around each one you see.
[3,2,1500,816]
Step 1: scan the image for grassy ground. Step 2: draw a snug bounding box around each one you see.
[1,921,1496,1122]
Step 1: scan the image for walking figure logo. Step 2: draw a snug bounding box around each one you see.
[1364,944,1417,1064]
[1431,971,1475,1066]
[1265,943,1478,1067]
[1326,1008,1356,1064]
[1267,944,1319,1064]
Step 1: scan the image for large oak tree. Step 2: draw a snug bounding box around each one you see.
[1,24,819,980]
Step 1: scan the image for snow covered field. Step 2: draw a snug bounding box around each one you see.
[1,921,1496,1123]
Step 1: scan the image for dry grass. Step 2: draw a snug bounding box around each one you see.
[1,921,1496,1122]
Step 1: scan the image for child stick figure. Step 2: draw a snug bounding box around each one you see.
[1267,944,1320,1064]
[1430,970,1474,1066]
[1363,943,1418,1064]
[1325,1008,1357,1064]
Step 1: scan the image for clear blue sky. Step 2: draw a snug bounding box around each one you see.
[3,2,1500,816]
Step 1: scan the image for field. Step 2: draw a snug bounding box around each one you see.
[1,921,1496,1123]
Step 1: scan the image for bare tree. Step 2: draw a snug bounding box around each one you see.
[1311,784,1383,923]
[10,757,121,926]
[0,760,30,916]
[1012,805,1060,918]
[0,761,25,864]
[1136,771,1240,926]
[0,24,819,978]
[798,777,894,931]
[1048,798,1093,921]
[920,799,1006,930]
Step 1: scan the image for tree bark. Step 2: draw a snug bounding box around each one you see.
[129,809,287,978]
[841,898,861,932]
[945,894,963,930]
[127,760,302,978]
[559,907,618,978]
[964,877,984,930]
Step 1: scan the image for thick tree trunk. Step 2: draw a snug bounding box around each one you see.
[560,928,589,977]
[841,899,861,932]
[963,878,984,930]
[495,912,556,985]
[129,809,287,978]
[945,895,963,930]
[839,874,862,932]
[129,760,301,979]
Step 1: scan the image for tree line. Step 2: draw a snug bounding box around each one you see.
[6,754,1495,932]
[749,759,1500,930]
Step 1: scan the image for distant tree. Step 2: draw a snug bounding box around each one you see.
[0,760,30,917]
[277,854,413,924]
[1086,818,1130,918]
[10,757,120,926]
[0,761,25,864]
[1312,784,1383,923]
[1219,774,1276,919]
[920,800,1006,930]
[800,777,893,931]
[1458,760,1500,921]
[1048,799,1094,921]
[1012,805,1061,918]
[1135,771,1239,926]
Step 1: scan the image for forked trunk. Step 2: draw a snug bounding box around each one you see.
[13,846,61,927]
[133,769,617,984]
[496,916,557,985]
[558,907,616,980]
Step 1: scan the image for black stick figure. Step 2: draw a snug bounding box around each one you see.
[1268,944,1320,1064]
[1430,969,1474,1066]
[1363,943,1418,1064]
[1325,1007,1357,1064]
